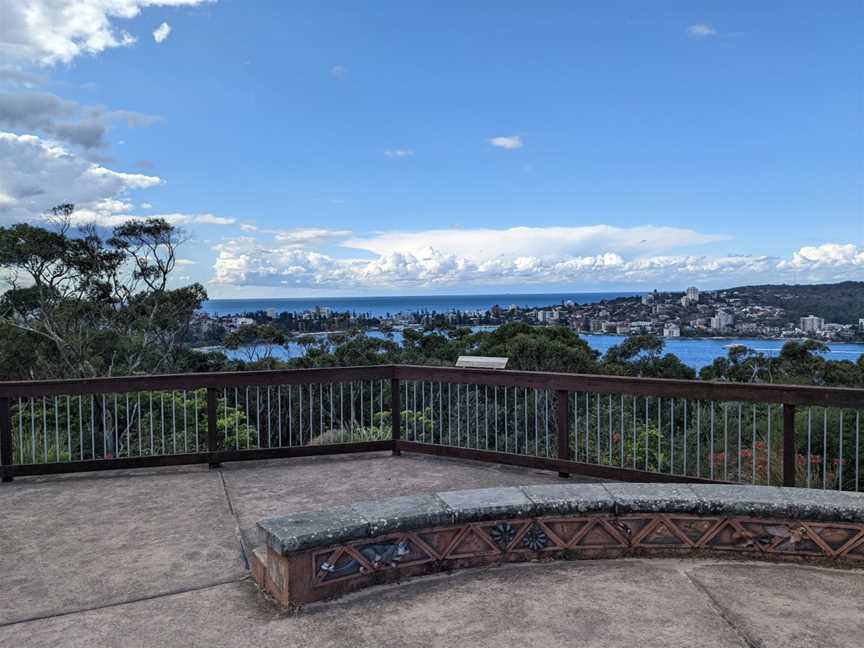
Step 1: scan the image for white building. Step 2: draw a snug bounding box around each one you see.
[663,323,681,338]
[630,321,653,334]
[710,311,734,331]
[799,315,825,333]
[686,286,699,302]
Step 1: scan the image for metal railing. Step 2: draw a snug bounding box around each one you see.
[1,365,862,491]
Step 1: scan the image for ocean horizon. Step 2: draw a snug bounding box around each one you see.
[201,292,643,317]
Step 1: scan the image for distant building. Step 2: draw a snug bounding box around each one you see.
[710,311,734,331]
[630,321,652,334]
[859,318,864,331]
[686,286,699,302]
[679,296,693,307]
[663,323,681,338]
[799,315,825,333]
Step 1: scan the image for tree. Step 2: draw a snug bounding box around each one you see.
[602,334,695,379]
[0,205,206,379]
[223,324,287,363]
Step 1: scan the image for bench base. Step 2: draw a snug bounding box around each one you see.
[252,512,864,607]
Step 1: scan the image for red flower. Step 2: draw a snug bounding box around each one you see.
[795,453,806,466]
[833,458,847,466]
[810,455,822,465]
[612,432,621,443]
[739,449,752,459]
[754,441,766,450]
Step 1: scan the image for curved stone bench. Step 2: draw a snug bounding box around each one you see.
[251,483,864,607]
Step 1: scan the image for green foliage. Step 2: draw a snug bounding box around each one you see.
[0,208,206,380]
[700,339,864,387]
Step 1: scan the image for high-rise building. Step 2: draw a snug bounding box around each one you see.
[686,286,699,302]
[799,315,825,333]
[710,310,734,330]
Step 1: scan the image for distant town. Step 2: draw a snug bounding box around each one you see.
[189,282,864,345]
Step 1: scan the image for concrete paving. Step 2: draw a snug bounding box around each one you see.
[219,451,571,548]
[1,452,862,647]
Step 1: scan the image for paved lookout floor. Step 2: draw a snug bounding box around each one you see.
[1,452,863,647]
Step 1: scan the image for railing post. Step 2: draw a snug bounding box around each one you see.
[782,403,796,487]
[1,397,12,483]
[207,387,220,469]
[391,376,401,456]
[556,389,570,478]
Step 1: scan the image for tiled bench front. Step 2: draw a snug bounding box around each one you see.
[251,483,864,607]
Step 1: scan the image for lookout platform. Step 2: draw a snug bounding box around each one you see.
[2,452,863,647]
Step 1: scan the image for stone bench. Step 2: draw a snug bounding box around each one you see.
[251,483,864,607]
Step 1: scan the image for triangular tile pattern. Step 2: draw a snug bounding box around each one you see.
[505,520,563,554]
[667,517,723,547]
[631,515,694,548]
[416,527,462,559]
[306,514,864,590]
[444,524,501,559]
[543,518,592,546]
[842,534,864,560]
[570,518,629,549]
[807,524,864,557]
[477,520,533,552]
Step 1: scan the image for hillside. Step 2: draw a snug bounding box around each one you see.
[724,281,864,325]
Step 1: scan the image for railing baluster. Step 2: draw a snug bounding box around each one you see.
[0,397,12,482]
[783,403,796,487]
[556,389,569,478]
[391,376,401,456]
[207,387,219,468]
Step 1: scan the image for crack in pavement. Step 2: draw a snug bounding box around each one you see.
[682,565,764,648]
[0,577,250,629]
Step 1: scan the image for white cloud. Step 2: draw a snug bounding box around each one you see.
[0,1,213,66]
[0,132,160,223]
[153,22,172,44]
[687,24,717,39]
[779,243,864,269]
[489,135,522,150]
[344,225,731,261]
[0,131,235,229]
[384,148,414,158]
[210,220,864,290]
[330,64,348,80]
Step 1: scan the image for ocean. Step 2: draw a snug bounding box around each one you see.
[199,294,864,370]
[200,292,640,317]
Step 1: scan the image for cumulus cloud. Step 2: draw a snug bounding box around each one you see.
[0,131,235,229]
[687,24,717,39]
[779,243,864,269]
[0,90,158,149]
[210,220,864,290]
[153,22,172,43]
[384,148,414,158]
[0,0,213,66]
[0,132,160,221]
[489,135,522,150]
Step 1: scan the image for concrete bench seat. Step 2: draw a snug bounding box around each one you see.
[251,483,864,607]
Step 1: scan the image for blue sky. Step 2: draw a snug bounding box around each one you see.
[1,1,862,297]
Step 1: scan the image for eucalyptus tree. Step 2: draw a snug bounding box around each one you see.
[0,204,206,380]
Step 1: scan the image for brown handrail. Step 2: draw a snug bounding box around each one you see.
[2,364,863,486]
[1,364,862,408]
